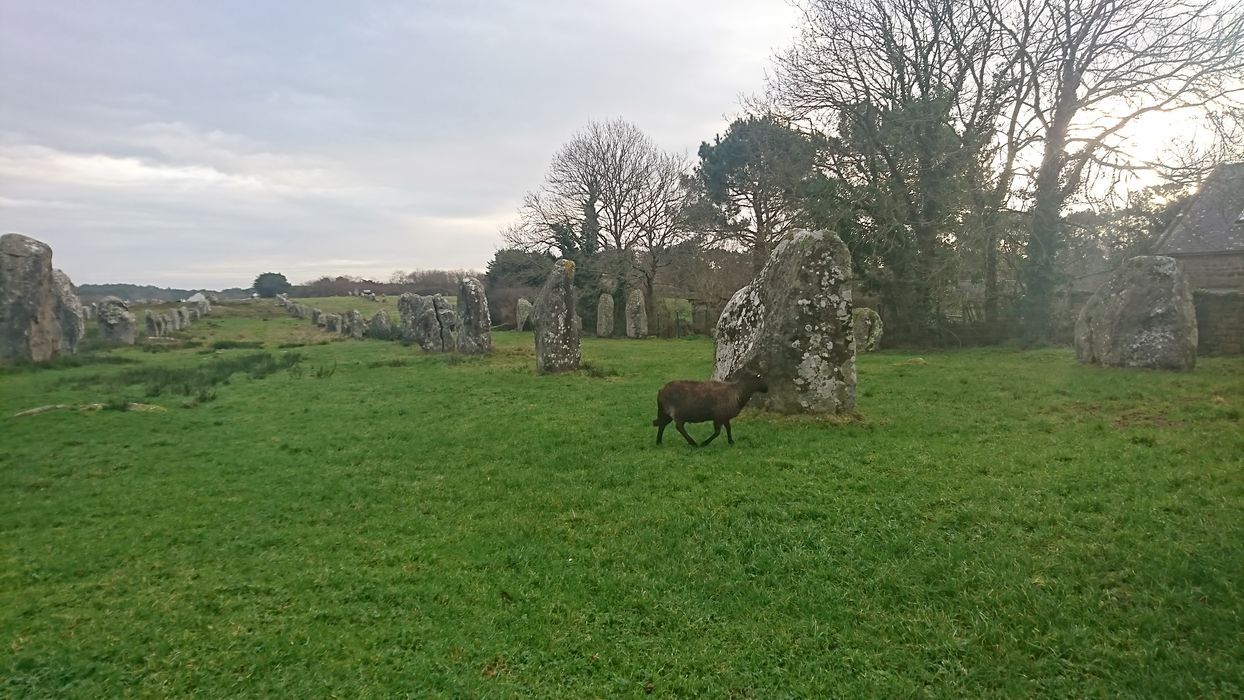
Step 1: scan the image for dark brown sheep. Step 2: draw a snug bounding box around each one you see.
[652,373,768,447]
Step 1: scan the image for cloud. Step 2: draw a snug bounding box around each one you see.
[0,0,800,288]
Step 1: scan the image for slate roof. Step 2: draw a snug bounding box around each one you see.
[1155,162,1244,255]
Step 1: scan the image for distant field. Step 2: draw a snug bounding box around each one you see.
[3,298,1242,696]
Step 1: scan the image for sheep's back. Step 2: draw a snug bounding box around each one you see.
[657,380,737,424]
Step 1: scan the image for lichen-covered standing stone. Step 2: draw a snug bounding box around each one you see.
[456,276,491,354]
[344,309,366,338]
[145,310,159,337]
[1074,255,1197,370]
[368,309,392,338]
[852,307,884,352]
[324,313,342,333]
[713,229,856,414]
[533,259,580,373]
[625,289,647,338]
[0,233,62,362]
[516,297,534,332]
[97,296,137,345]
[52,268,84,354]
[596,293,614,337]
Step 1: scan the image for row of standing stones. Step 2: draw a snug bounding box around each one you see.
[274,276,493,355]
[0,233,214,362]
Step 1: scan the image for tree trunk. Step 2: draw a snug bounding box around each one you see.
[1023,117,1070,345]
[983,227,999,342]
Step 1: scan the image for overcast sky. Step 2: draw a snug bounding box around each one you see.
[0,1,801,289]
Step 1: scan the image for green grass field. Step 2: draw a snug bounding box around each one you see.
[3,299,1242,697]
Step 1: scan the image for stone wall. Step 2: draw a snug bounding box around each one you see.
[1194,290,1244,354]
[1176,252,1244,292]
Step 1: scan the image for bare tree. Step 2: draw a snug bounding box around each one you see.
[630,151,697,320]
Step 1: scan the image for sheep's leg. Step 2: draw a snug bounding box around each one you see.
[725,421,734,445]
[656,417,670,444]
[700,422,722,446]
[675,421,698,447]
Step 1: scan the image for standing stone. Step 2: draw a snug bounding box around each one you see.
[397,293,426,340]
[368,309,392,339]
[852,308,884,352]
[0,233,62,362]
[83,304,95,321]
[456,276,492,354]
[596,293,614,337]
[178,307,191,328]
[158,313,172,335]
[516,297,534,331]
[713,229,856,415]
[432,295,459,351]
[344,309,366,338]
[196,298,211,316]
[145,310,159,337]
[189,308,201,322]
[51,268,84,354]
[324,313,342,332]
[310,308,322,325]
[625,289,648,338]
[97,297,137,345]
[533,259,580,373]
[1074,255,1198,370]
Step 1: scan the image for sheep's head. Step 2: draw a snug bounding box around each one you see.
[730,370,768,393]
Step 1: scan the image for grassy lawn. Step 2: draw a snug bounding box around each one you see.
[3,299,1242,696]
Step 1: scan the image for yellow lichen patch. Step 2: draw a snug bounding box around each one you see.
[561,259,576,279]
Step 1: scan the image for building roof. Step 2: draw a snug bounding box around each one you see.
[1155,162,1244,255]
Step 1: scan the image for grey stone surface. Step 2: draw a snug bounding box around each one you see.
[1075,255,1198,370]
[97,296,137,345]
[852,308,884,352]
[516,297,534,331]
[596,293,614,337]
[456,276,491,354]
[324,313,342,333]
[166,307,181,331]
[713,229,856,414]
[368,309,392,338]
[0,233,62,362]
[344,309,366,338]
[533,259,580,373]
[52,268,84,354]
[145,310,159,337]
[625,289,648,338]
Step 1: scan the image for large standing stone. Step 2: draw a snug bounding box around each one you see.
[399,293,458,351]
[516,297,534,332]
[0,233,62,362]
[177,307,191,328]
[83,304,95,321]
[188,308,201,322]
[533,259,580,373]
[324,313,342,332]
[596,293,614,337]
[368,309,392,339]
[456,276,491,354]
[97,296,137,345]
[713,229,856,414]
[145,310,159,337]
[52,268,84,354]
[852,308,884,352]
[166,308,181,332]
[344,309,366,338]
[1074,255,1198,370]
[159,313,172,335]
[310,308,322,325]
[625,289,647,338]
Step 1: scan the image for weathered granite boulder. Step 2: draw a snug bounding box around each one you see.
[516,297,534,332]
[195,298,211,316]
[0,233,62,362]
[159,313,172,335]
[189,308,201,322]
[83,303,95,321]
[324,313,342,333]
[344,309,366,338]
[533,259,580,373]
[713,229,856,414]
[456,276,491,354]
[52,268,84,354]
[596,293,614,337]
[1074,255,1198,370]
[399,293,457,351]
[368,309,392,339]
[166,308,181,331]
[97,296,137,345]
[852,308,884,352]
[177,307,191,328]
[145,310,159,337]
[625,289,647,338]
[310,308,322,325]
